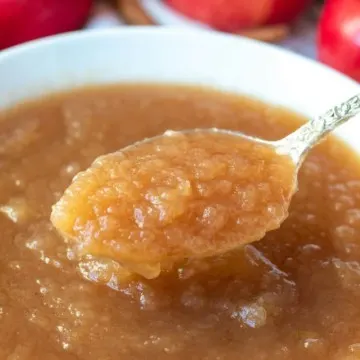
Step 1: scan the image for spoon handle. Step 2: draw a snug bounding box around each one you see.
[277,94,360,164]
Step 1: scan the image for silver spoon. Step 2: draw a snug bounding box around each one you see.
[274,94,360,165]
[51,93,360,278]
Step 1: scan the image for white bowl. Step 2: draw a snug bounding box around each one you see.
[0,27,359,150]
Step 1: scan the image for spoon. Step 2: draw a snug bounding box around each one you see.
[51,93,360,279]
[269,94,360,165]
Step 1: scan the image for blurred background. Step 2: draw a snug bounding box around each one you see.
[1,0,359,82]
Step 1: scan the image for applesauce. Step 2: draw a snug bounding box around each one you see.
[51,130,295,279]
[1,84,360,360]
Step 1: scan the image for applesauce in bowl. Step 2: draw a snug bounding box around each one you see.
[1,83,360,359]
[1,28,360,360]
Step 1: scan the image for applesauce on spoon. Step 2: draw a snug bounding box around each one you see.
[51,130,295,278]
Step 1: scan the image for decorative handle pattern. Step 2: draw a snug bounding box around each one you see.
[277,94,360,164]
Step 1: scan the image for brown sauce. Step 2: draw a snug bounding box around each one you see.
[1,84,360,360]
[51,130,295,279]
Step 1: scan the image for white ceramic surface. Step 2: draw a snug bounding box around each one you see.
[0,27,359,149]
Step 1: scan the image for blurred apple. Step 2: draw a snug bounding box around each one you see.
[267,0,312,24]
[166,0,311,32]
[0,0,93,50]
[318,0,360,82]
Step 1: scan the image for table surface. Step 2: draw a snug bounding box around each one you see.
[86,1,320,60]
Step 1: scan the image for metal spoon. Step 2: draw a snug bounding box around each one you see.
[274,94,360,164]
[51,93,360,278]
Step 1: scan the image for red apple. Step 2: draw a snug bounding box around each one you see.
[267,0,312,24]
[0,0,93,50]
[166,0,311,32]
[318,0,360,82]
[166,0,273,32]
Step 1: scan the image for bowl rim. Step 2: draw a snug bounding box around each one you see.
[0,26,358,89]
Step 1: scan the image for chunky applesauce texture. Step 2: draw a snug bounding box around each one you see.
[2,84,360,360]
[51,130,295,279]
